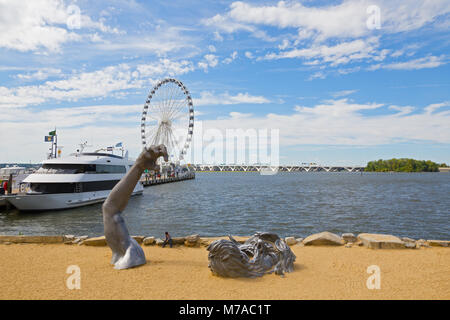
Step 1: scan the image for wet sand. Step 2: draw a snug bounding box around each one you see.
[0,244,449,300]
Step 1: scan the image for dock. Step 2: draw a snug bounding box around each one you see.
[140,172,195,187]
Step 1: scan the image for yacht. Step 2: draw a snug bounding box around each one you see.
[5,149,143,211]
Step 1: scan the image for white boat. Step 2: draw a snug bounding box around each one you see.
[6,149,143,211]
[0,165,32,192]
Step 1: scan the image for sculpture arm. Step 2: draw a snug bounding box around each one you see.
[102,144,168,216]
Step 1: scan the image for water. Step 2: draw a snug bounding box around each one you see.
[0,172,449,240]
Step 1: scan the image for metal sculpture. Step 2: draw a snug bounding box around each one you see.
[207,232,296,278]
[102,144,168,269]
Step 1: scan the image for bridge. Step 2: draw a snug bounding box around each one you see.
[190,164,365,173]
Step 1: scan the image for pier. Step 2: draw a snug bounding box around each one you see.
[191,164,365,173]
[140,172,195,187]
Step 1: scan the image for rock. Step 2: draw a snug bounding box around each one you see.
[416,239,431,248]
[402,237,415,243]
[155,238,164,246]
[132,236,145,244]
[404,242,416,249]
[200,236,250,247]
[184,234,200,247]
[295,238,304,243]
[143,237,155,245]
[0,235,64,244]
[345,243,353,248]
[427,240,450,247]
[357,233,405,249]
[302,231,343,246]
[172,237,186,245]
[342,233,357,243]
[82,236,107,246]
[285,237,297,246]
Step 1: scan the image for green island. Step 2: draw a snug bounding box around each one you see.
[365,158,448,172]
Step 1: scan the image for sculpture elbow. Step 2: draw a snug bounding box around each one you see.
[102,199,118,217]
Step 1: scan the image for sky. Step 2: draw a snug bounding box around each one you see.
[0,0,449,166]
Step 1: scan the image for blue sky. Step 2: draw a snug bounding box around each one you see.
[0,0,449,165]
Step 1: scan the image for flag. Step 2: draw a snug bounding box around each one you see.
[115,142,123,148]
[44,136,54,142]
[49,130,56,136]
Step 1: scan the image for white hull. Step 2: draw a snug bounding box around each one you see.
[6,185,143,211]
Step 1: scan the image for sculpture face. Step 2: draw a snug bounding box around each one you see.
[207,232,296,278]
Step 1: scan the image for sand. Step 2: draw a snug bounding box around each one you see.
[0,244,449,300]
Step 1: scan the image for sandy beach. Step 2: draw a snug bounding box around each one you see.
[0,243,449,300]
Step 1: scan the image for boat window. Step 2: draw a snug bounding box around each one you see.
[29,180,120,194]
[96,164,126,174]
[35,164,126,174]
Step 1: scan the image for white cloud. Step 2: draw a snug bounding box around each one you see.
[0,0,120,53]
[223,51,238,64]
[371,55,447,71]
[195,91,270,106]
[201,98,450,146]
[205,1,450,42]
[198,54,219,71]
[15,68,62,81]
[0,59,195,109]
[264,37,383,66]
[331,90,358,98]
[244,51,254,59]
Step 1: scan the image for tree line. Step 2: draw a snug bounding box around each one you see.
[365,158,447,172]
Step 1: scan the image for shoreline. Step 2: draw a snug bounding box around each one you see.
[0,242,449,300]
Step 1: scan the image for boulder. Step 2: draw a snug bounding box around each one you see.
[342,233,357,243]
[82,236,107,246]
[143,237,155,245]
[302,231,343,246]
[427,240,450,247]
[285,237,297,246]
[172,237,186,245]
[184,234,200,247]
[132,236,145,244]
[357,233,405,249]
[404,242,416,249]
[0,235,64,244]
[345,243,353,248]
[416,239,431,248]
[401,237,415,243]
[155,238,164,246]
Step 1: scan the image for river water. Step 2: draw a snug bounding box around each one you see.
[0,172,449,240]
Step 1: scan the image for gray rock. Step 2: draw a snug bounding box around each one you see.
[285,237,297,246]
[404,242,416,249]
[401,237,416,243]
[342,233,357,243]
[143,237,155,245]
[155,238,164,246]
[357,233,405,249]
[302,231,343,246]
[427,240,450,247]
[184,234,200,247]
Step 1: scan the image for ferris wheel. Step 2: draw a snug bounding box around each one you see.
[141,78,194,163]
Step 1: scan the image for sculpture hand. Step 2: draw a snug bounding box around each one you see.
[136,144,169,171]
